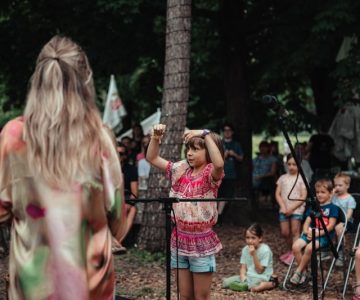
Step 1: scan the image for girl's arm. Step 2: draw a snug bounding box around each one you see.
[204,134,224,180]
[303,216,311,235]
[130,180,138,199]
[346,208,354,220]
[146,124,169,172]
[248,245,265,274]
[275,184,286,213]
[184,130,224,180]
[240,264,247,281]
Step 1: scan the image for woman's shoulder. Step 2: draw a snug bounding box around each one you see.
[1,116,25,152]
[2,116,24,135]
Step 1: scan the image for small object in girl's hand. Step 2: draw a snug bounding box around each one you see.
[229,281,248,292]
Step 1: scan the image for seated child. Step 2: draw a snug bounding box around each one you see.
[332,172,356,266]
[223,223,277,292]
[290,178,339,285]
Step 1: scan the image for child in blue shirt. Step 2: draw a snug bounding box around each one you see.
[290,178,339,285]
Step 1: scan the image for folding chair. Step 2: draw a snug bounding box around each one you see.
[283,206,348,295]
[342,193,360,299]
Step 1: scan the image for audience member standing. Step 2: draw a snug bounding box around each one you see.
[294,142,313,184]
[136,134,151,163]
[252,141,277,208]
[218,123,244,225]
[137,136,151,191]
[270,140,285,178]
[0,35,126,299]
[308,126,336,180]
[132,123,145,155]
[112,142,138,254]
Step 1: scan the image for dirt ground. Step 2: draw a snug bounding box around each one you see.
[0,211,356,300]
[115,215,355,300]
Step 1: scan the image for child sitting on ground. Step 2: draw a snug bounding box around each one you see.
[332,172,356,266]
[223,223,277,292]
[290,178,339,285]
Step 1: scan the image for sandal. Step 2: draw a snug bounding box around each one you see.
[290,271,302,285]
[112,245,127,255]
[299,272,307,285]
[270,274,279,288]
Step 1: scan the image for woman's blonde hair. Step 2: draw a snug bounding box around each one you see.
[24,35,107,186]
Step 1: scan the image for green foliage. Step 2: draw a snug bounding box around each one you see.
[0,0,359,132]
[0,81,22,128]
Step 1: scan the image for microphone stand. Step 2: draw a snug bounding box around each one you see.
[275,113,338,300]
[128,197,246,300]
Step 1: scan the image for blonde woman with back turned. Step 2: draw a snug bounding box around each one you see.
[0,35,126,299]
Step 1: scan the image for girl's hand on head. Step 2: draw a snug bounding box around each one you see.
[183,129,203,144]
[152,124,166,139]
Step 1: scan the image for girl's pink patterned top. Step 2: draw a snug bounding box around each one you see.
[166,160,224,257]
[276,173,306,215]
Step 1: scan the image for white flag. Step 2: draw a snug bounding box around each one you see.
[119,108,161,139]
[103,75,127,134]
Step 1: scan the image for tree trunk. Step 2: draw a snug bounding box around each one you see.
[137,0,192,252]
[310,67,338,131]
[219,0,253,223]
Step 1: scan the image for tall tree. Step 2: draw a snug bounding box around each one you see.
[137,0,192,251]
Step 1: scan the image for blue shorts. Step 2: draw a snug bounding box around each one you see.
[300,232,334,248]
[170,253,216,273]
[279,213,303,222]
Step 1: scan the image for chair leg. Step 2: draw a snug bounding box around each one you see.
[343,257,354,300]
[282,256,295,290]
[320,257,336,295]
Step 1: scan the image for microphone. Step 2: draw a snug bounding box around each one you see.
[262,95,289,117]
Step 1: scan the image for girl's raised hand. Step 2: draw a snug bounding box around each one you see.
[183,129,203,144]
[152,124,166,139]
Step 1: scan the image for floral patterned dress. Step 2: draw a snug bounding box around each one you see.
[0,117,125,300]
[167,160,223,257]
